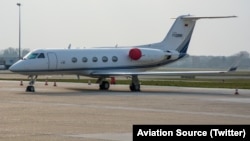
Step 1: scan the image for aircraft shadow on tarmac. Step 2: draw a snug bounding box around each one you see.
[56,86,241,97]
[18,86,239,97]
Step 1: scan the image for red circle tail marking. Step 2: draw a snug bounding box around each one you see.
[129,48,142,60]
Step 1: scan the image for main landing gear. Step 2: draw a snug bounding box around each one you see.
[97,76,141,92]
[26,75,37,92]
[97,78,110,90]
[130,75,140,92]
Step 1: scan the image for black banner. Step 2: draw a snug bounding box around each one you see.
[133,125,249,141]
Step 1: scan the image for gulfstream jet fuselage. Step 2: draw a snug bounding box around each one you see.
[9,15,237,92]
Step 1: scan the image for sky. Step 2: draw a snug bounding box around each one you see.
[0,0,249,56]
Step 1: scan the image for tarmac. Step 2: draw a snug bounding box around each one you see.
[0,80,250,141]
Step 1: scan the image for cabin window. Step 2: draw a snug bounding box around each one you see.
[92,57,98,62]
[102,56,108,62]
[37,53,45,59]
[82,57,88,63]
[72,57,77,63]
[112,56,118,62]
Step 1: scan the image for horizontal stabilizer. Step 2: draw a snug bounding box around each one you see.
[181,15,237,20]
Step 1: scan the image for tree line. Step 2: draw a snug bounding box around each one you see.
[166,51,250,70]
[0,47,30,58]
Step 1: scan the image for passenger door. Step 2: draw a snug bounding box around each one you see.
[47,52,57,70]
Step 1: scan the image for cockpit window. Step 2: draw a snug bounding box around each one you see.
[27,53,39,59]
[24,52,45,60]
[37,53,45,58]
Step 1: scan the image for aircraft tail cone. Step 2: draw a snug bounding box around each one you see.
[234,88,239,95]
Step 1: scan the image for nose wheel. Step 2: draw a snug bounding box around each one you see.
[26,75,37,92]
[26,86,35,92]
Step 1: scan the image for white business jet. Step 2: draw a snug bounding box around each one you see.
[9,15,237,92]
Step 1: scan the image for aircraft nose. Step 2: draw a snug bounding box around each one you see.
[9,60,24,72]
[9,63,18,72]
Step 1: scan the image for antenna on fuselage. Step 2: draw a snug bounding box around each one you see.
[68,43,71,49]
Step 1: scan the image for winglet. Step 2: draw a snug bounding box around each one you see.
[228,66,238,72]
[68,43,71,49]
[227,53,243,72]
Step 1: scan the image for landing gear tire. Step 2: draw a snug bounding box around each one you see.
[130,83,140,92]
[26,86,35,92]
[25,75,37,92]
[99,81,110,90]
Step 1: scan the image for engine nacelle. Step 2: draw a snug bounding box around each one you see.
[128,48,166,63]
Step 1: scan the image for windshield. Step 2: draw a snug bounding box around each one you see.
[27,53,39,59]
[23,52,45,60]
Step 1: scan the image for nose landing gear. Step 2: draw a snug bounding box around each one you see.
[26,85,35,92]
[26,75,37,92]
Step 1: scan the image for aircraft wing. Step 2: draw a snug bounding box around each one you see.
[91,56,241,77]
[91,64,238,76]
[92,51,242,77]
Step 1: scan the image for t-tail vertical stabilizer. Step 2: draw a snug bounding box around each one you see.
[139,15,237,56]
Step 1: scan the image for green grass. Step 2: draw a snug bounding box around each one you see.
[1,78,250,89]
[141,79,250,89]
